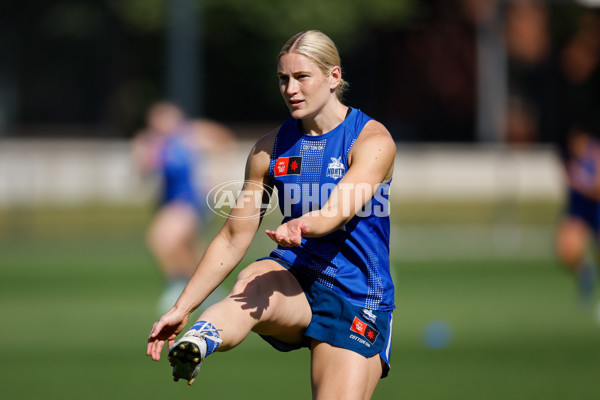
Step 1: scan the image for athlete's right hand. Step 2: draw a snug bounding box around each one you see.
[146,308,189,361]
[265,218,310,247]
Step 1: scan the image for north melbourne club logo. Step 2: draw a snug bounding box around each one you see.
[274,156,302,177]
[362,309,377,324]
[326,157,345,180]
[349,316,379,344]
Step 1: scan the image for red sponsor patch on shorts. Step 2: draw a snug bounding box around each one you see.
[350,316,379,344]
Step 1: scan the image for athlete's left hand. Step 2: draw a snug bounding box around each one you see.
[265,219,310,247]
[146,308,189,361]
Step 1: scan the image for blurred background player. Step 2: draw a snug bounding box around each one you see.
[555,9,600,306]
[132,101,236,314]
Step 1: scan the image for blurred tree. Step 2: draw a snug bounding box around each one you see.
[108,0,166,33]
[4,0,596,143]
[199,0,417,123]
[108,0,415,43]
[1,0,417,137]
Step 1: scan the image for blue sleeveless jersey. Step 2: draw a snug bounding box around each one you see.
[268,108,395,311]
[157,125,204,210]
[566,136,600,234]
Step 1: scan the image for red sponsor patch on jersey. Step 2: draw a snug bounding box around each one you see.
[274,156,302,177]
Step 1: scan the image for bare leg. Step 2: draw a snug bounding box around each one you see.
[147,203,207,314]
[310,340,383,400]
[196,259,312,351]
[147,203,200,278]
[556,216,598,304]
[556,217,589,272]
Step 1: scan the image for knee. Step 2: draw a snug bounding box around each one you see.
[146,228,170,255]
[557,252,581,272]
[556,226,590,270]
[556,237,585,270]
[231,261,290,299]
[147,224,184,256]
[235,262,265,282]
[232,263,269,294]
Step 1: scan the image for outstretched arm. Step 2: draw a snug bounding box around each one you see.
[131,131,161,176]
[191,118,237,153]
[266,120,395,246]
[147,130,276,360]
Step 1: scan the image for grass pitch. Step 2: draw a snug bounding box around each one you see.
[0,202,598,399]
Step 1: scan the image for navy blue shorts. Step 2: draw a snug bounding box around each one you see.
[566,189,600,237]
[257,257,393,378]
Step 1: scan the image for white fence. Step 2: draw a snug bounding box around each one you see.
[392,144,565,201]
[0,139,565,208]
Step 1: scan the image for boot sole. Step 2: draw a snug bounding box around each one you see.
[168,341,203,385]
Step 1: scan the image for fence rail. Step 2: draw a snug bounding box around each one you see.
[0,139,564,207]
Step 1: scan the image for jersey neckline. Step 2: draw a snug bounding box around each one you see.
[294,107,355,141]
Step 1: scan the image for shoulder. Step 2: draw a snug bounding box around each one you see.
[186,118,237,150]
[347,119,395,180]
[252,127,279,157]
[352,119,396,158]
[133,128,152,140]
[132,129,157,147]
[192,118,234,138]
[244,127,280,179]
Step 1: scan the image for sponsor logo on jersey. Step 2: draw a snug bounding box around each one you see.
[274,156,302,177]
[326,157,345,180]
[349,316,379,344]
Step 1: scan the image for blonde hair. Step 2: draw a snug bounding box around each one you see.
[278,30,349,102]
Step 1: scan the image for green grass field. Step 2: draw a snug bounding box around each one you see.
[1,202,599,399]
